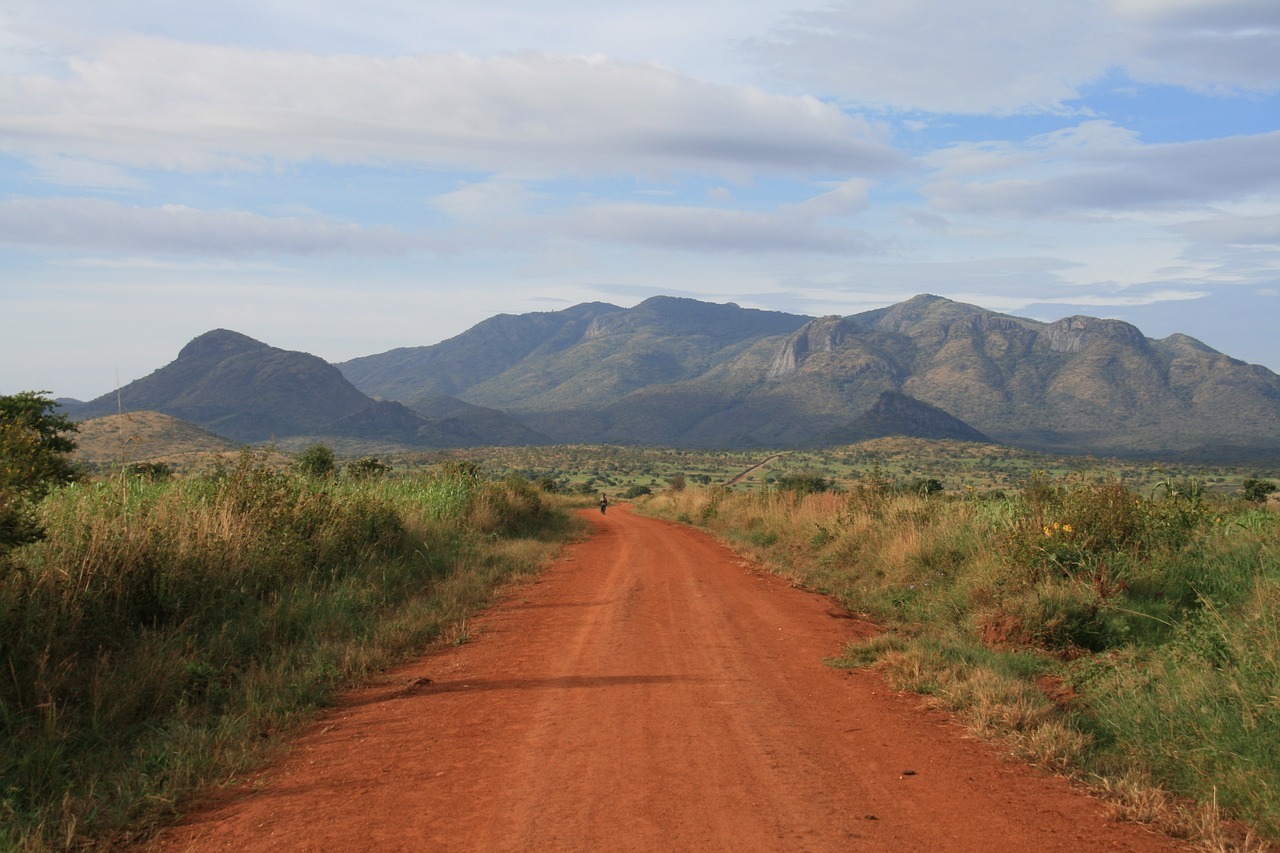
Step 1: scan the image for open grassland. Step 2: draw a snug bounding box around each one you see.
[0,452,583,850]
[444,438,1279,501]
[642,476,1280,849]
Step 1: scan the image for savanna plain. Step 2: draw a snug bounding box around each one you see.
[3,404,1279,850]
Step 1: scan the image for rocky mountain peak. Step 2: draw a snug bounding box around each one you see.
[1044,316,1148,354]
[177,329,270,361]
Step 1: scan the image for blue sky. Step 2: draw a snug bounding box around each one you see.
[2,0,1278,400]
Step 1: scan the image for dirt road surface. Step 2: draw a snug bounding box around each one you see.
[152,507,1177,851]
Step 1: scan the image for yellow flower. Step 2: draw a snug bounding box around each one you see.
[1043,526,1054,537]
[1062,524,1073,533]
[1053,521,1061,530]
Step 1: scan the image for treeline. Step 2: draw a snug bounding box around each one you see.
[644,475,1279,848]
[1,394,576,849]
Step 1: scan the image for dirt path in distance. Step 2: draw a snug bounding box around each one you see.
[722,453,783,487]
[151,507,1178,852]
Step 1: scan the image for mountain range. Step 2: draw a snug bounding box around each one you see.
[62,295,1280,458]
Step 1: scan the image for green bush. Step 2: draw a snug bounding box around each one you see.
[296,443,337,479]
[1242,478,1277,503]
[0,391,79,557]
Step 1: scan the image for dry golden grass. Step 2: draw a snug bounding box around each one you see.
[640,481,1280,849]
[72,411,244,470]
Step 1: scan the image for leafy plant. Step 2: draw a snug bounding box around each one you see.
[346,456,390,480]
[0,391,79,555]
[296,443,337,479]
[1242,478,1277,503]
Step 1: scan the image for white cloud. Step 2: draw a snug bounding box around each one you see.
[788,178,873,218]
[0,37,902,181]
[1173,213,1280,246]
[1113,0,1280,92]
[749,0,1111,114]
[924,123,1280,217]
[749,0,1280,115]
[430,181,539,221]
[26,155,147,190]
[560,202,881,254]
[0,197,421,255]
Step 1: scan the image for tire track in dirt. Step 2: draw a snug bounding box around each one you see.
[150,507,1177,851]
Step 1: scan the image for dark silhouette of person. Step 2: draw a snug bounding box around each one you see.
[599,493,609,514]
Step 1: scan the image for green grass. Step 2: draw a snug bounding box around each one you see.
[0,451,580,850]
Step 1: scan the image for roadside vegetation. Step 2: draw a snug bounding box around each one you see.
[642,472,1279,849]
[1,397,581,850]
[18,404,1280,849]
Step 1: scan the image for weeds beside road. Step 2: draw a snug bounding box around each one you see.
[644,477,1279,849]
[0,452,581,850]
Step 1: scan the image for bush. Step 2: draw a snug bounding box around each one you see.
[126,461,173,482]
[1242,478,1277,503]
[346,456,390,480]
[775,470,832,496]
[296,443,337,479]
[0,391,79,556]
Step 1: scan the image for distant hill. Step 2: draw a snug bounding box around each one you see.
[338,294,1280,457]
[812,391,990,446]
[65,330,550,449]
[72,411,239,468]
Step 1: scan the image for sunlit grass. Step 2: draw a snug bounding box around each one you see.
[0,452,579,850]
[642,476,1280,847]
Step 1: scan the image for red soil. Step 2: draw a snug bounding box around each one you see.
[150,506,1178,851]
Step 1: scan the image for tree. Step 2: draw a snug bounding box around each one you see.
[1242,478,1277,503]
[911,477,944,496]
[776,470,831,495]
[346,456,390,480]
[1,391,80,554]
[296,443,337,479]
[0,391,79,491]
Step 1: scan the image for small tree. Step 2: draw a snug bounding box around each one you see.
[346,456,390,481]
[1,391,79,555]
[1242,478,1277,503]
[776,470,831,496]
[296,443,337,479]
[126,461,173,482]
[911,477,944,496]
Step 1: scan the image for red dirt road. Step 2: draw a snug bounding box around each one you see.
[153,507,1178,851]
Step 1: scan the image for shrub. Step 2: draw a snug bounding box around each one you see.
[346,456,390,480]
[1242,478,1277,503]
[296,443,337,479]
[775,470,832,495]
[0,391,79,556]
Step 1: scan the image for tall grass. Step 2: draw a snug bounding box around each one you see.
[0,452,575,850]
[645,478,1280,847]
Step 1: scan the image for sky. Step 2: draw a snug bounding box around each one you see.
[2,0,1278,401]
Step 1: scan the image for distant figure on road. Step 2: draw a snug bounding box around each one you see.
[599,493,609,515]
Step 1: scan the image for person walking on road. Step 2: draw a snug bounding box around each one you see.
[599,493,609,514]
